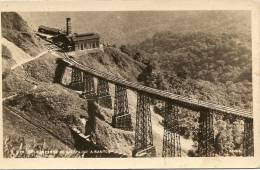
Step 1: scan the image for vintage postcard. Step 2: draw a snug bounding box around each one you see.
[0,0,259,169]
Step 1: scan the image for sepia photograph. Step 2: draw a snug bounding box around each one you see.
[0,0,259,168]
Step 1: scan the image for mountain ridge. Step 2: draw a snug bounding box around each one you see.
[19,11,250,45]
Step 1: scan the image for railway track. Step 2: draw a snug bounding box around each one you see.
[69,126,128,158]
[5,106,128,158]
[59,51,252,119]
[4,106,73,147]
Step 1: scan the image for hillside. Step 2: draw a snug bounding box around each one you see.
[19,11,250,46]
[72,47,144,81]
[1,12,45,56]
[3,106,70,151]
[120,31,251,156]
[2,44,16,77]
[2,12,148,157]
[128,31,252,110]
[2,49,144,155]
[2,11,250,157]
[1,12,48,78]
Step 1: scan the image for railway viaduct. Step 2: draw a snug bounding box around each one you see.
[54,52,253,157]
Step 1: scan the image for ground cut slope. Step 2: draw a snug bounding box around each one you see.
[3,106,69,150]
[1,12,44,56]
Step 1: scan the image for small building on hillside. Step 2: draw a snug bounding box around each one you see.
[52,32,101,52]
[40,17,102,52]
[38,25,63,35]
[69,33,100,51]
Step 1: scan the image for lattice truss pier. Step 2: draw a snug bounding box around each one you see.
[133,92,156,157]
[55,57,254,158]
[82,72,96,100]
[198,109,215,157]
[97,78,112,109]
[112,84,133,131]
[243,118,254,156]
[70,67,83,91]
[162,101,181,157]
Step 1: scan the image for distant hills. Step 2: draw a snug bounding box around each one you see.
[19,11,250,46]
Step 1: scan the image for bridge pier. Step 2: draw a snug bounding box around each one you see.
[243,118,254,156]
[70,67,83,91]
[82,72,97,100]
[56,58,253,158]
[53,59,69,84]
[85,100,98,138]
[112,84,133,131]
[97,78,112,109]
[133,92,156,157]
[198,110,215,157]
[162,101,181,157]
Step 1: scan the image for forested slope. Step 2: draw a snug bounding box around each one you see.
[127,32,252,110]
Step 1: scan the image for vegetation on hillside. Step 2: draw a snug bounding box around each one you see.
[72,47,144,81]
[2,52,58,98]
[4,83,134,156]
[1,12,43,56]
[125,31,252,110]
[4,84,86,148]
[119,31,252,156]
[3,107,70,156]
[2,45,16,78]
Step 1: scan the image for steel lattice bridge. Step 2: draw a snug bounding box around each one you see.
[54,52,253,157]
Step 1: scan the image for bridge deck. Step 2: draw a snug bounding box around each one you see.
[61,54,252,119]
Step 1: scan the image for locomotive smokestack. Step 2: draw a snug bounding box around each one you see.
[66,18,72,35]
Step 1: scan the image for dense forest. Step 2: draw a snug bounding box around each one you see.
[120,31,252,156]
[122,31,252,110]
